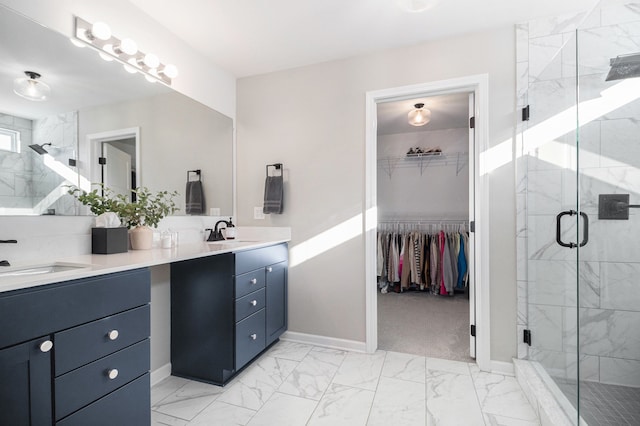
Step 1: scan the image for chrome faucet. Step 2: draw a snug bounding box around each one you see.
[205,219,233,241]
[0,239,17,266]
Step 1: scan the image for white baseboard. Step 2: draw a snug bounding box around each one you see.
[150,363,172,387]
[490,360,515,376]
[280,331,367,353]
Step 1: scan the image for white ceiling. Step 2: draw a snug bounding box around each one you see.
[377,92,470,135]
[128,0,597,78]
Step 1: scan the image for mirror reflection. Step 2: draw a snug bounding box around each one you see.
[0,6,233,216]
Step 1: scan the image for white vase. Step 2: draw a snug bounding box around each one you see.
[129,226,153,250]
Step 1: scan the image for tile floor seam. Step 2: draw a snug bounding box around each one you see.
[362,350,388,426]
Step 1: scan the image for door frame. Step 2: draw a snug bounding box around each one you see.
[364,74,491,371]
[87,127,141,190]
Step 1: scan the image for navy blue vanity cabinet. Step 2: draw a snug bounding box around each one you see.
[0,268,151,426]
[0,337,53,426]
[265,260,288,346]
[171,243,288,386]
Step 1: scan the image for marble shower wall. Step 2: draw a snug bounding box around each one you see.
[516,0,640,388]
[0,113,34,209]
[0,111,77,215]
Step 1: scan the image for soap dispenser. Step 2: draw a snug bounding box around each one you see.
[223,217,236,240]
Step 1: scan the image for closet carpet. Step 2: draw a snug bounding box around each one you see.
[377,291,473,362]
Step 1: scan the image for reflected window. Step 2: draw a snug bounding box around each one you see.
[0,128,20,153]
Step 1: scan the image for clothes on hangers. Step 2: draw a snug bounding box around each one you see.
[376,224,469,296]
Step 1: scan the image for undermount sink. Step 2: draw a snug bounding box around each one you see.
[0,262,91,278]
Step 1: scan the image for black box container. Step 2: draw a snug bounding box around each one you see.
[92,227,129,254]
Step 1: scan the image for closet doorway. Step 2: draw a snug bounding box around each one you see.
[364,75,490,370]
[377,92,473,361]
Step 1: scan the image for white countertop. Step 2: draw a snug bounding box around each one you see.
[0,239,289,294]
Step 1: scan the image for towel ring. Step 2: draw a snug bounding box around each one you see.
[266,163,283,177]
[187,169,201,181]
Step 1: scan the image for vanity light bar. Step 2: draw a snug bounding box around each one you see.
[72,17,178,86]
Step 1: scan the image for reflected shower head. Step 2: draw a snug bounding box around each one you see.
[28,143,52,155]
[606,53,640,81]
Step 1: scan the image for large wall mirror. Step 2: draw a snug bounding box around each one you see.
[0,5,233,216]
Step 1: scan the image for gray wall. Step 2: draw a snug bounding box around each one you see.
[78,91,233,216]
[237,26,517,362]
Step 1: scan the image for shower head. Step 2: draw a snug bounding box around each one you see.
[28,143,52,155]
[606,53,640,81]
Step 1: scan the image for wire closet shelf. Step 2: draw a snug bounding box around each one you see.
[378,218,468,233]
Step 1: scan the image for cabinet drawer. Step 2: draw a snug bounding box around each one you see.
[55,305,150,376]
[235,288,266,322]
[235,270,265,299]
[235,309,266,369]
[235,243,288,275]
[55,339,149,420]
[56,373,150,426]
[0,268,150,349]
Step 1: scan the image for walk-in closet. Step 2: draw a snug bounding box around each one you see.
[376,92,473,362]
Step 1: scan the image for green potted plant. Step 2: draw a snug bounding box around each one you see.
[69,185,179,250]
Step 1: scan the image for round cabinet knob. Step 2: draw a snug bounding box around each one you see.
[107,369,119,380]
[250,278,257,284]
[107,330,119,341]
[267,266,273,273]
[250,333,257,340]
[250,300,257,306]
[39,340,53,353]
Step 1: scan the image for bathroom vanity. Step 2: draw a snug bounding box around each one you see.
[171,243,288,385]
[0,268,151,425]
[0,239,288,425]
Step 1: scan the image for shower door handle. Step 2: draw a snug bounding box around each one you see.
[579,212,589,247]
[556,210,589,248]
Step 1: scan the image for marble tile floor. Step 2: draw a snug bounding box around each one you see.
[151,341,539,426]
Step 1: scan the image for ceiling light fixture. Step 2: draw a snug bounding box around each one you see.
[408,103,431,126]
[396,0,437,13]
[13,71,51,102]
[72,16,178,86]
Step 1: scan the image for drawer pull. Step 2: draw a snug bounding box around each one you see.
[107,330,119,341]
[39,340,53,353]
[250,300,257,306]
[107,368,119,380]
[267,266,273,272]
[250,278,257,284]
[250,333,257,340]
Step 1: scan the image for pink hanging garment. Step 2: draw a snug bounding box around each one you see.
[439,231,447,295]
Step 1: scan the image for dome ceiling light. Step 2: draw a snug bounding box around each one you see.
[13,71,51,102]
[408,103,431,127]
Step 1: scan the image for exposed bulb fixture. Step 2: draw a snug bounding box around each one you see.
[143,53,160,69]
[13,71,51,102]
[160,64,179,79]
[72,16,178,85]
[115,38,138,56]
[86,21,111,41]
[408,103,431,126]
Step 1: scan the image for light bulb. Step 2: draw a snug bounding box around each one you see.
[91,21,111,41]
[143,53,160,69]
[99,51,114,62]
[161,64,179,79]
[145,75,157,83]
[70,38,85,48]
[119,38,138,56]
[123,63,138,74]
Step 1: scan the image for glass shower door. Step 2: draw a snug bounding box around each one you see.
[575,1,640,424]
[524,24,582,418]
